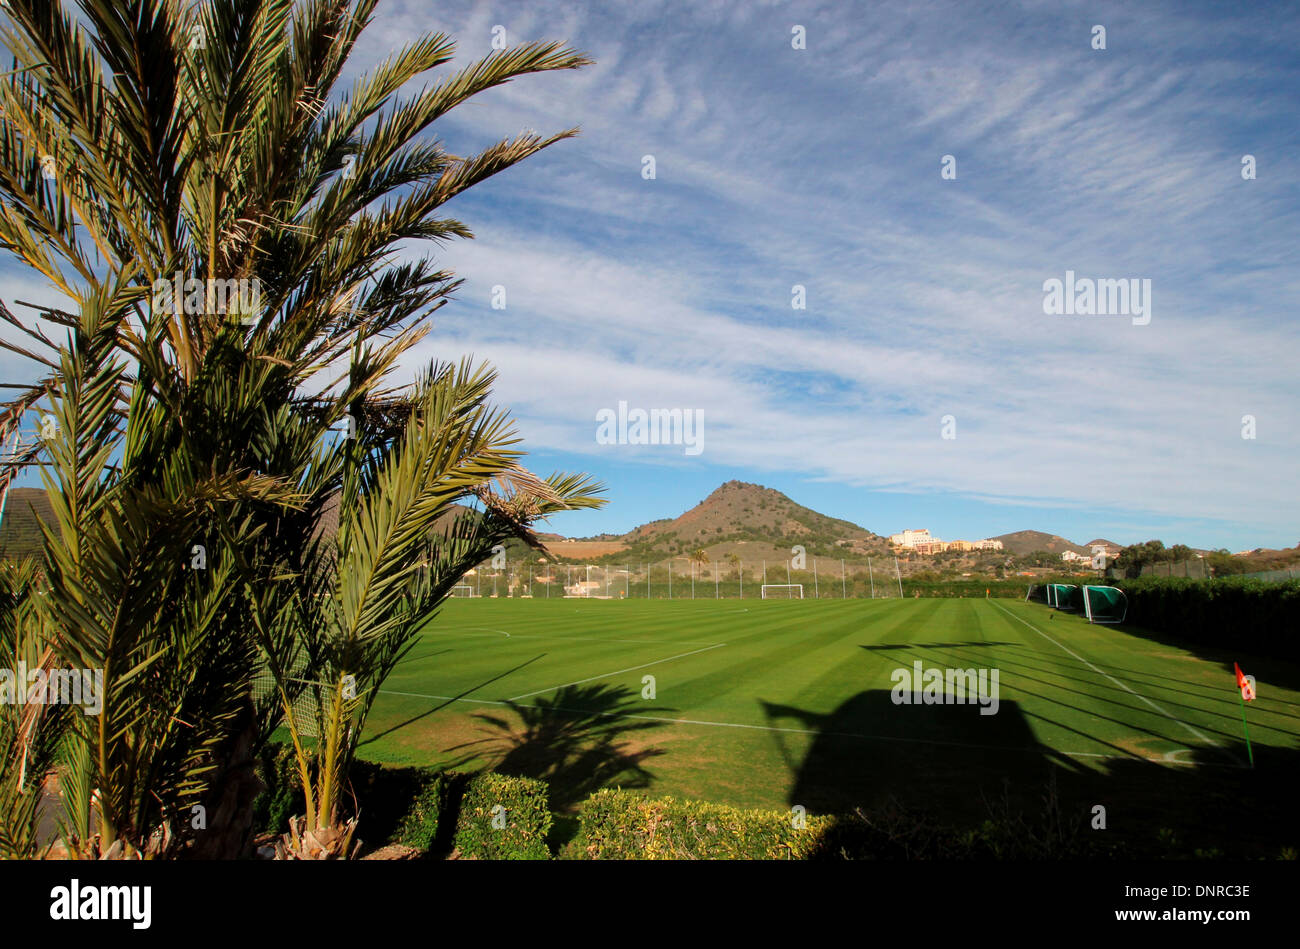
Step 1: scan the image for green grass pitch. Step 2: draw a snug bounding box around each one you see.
[357,597,1300,853]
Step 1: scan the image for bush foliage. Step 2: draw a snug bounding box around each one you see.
[570,789,833,859]
[453,772,553,860]
[1116,576,1300,659]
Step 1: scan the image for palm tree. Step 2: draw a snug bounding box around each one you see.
[0,560,71,858]
[0,0,599,858]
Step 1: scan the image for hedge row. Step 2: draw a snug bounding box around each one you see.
[563,788,1125,860]
[1117,576,1300,659]
[252,753,553,859]
[1026,577,1300,660]
[901,580,1032,598]
[252,757,1242,859]
[568,789,833,859]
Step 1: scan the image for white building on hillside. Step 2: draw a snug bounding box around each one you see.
[889,528,936,548]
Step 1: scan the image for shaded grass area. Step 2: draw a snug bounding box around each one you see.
[355,598,1300,856]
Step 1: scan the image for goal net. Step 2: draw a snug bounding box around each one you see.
[450,584,474,598]
[1082,585,1127,624]
[1048,583,1080,611]
[252,668,321,739]
[761,584,803,599]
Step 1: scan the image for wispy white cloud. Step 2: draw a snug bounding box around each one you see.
[1,0,1295,547]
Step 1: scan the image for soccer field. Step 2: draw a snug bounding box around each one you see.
[358,597,1300,849]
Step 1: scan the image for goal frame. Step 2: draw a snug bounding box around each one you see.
[449,584,474,598]
[1082,585,1127,624]
[760,584,804,599]
[1049,583,1079,611]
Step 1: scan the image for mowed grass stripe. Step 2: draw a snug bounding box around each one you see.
[948,605,1194,756]
[1002,600,1300,746]
[392,615,691,699]
[786,600,970,715]
[639,607,886,713]
[973,602,1220,758]
[361,598,1300,813]
[988,600,1241,764]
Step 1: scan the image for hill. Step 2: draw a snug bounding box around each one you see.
[563,480,889,563]
[991,530,1090,558]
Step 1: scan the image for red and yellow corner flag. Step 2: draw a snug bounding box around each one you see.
[1234,662,1256,768]
[1235,662,1256,701]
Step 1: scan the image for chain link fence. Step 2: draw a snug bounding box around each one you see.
[457,557,909,599]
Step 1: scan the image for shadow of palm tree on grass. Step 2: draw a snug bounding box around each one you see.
[446,683,666,811]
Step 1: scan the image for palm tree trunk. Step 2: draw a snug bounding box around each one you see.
[185,704,263,859]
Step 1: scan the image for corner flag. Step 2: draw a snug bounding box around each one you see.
[1234,662,1256,767]
[1235,662,1256,701]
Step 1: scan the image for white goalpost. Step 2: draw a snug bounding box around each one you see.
[450,584,474,598]
[1082,585,1127,624]
[760,584,803,599]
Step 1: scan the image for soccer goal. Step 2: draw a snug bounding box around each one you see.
[760,584,803,599]
[1082,585,1127,624]
[450,584,474,598]
[1049,583,1080,611]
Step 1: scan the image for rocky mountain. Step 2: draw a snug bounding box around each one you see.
[558,480,889,563]
[990,530,1091,558]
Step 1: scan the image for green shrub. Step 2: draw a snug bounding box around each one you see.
[571,789,832,859]
[900,579,1032,598]
[392,772,448,852]
[453,772,552,859]
[346,760,452,852]
[1116,577,1300,659]
[250,742,303,836]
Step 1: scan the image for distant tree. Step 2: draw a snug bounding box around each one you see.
[1115,540,1167,577]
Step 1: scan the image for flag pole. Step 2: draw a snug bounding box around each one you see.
[1237,687,1255,768]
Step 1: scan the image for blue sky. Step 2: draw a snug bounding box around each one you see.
[3,0,1299,550]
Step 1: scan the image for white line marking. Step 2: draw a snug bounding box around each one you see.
[989,600,1240,765]
[505,643,727,701]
